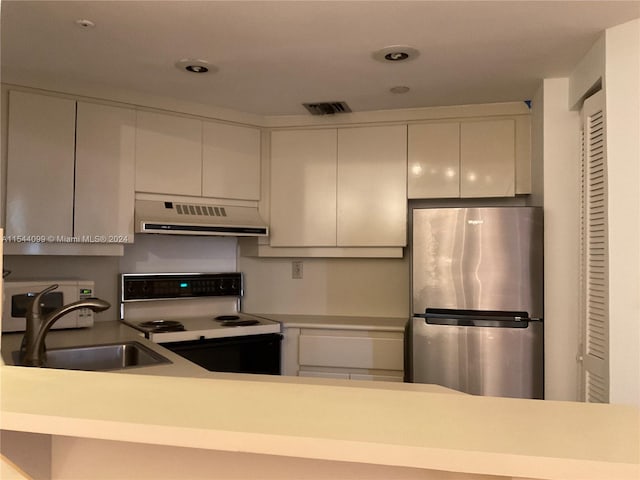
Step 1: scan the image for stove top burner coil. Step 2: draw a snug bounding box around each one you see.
[138,319,186,332]
[215,315,240,321]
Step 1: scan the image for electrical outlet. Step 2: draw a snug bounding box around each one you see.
[292,260,303,279]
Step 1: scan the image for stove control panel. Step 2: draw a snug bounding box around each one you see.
[121,273,242,301]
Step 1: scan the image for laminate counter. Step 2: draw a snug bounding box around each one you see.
[1,321,638,480]
[256,313,407,331]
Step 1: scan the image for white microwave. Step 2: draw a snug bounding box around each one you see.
[2,280,96,332]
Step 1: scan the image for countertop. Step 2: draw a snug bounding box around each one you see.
[252,313,407,331]
[0,320,448,391]
[1,321,639,479]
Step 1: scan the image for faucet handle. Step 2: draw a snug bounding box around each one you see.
[29,284,59,316]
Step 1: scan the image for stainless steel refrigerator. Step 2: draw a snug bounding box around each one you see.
[408,207,544,399]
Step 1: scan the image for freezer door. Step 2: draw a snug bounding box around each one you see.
[412,207,543,318]
[410,315,544,399]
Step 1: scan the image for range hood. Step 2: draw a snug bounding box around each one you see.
[135,200,268,237]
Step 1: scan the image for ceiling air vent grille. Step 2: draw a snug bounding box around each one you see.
[175,204,227,217]
[303,101,352,116]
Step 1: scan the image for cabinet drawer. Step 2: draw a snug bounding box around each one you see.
[298,335,403,370]
[298,370,350,379]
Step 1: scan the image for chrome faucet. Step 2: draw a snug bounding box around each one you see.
[20,284,111,367]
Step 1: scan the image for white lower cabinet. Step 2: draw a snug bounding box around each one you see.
[283,327,404,382]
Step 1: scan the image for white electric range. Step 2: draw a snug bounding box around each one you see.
[119,272,282,374]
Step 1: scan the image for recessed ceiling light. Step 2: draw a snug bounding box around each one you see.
[75,19,95,28]
[175,59,217,74]
[373,45,420,63]
[390,86,410,94]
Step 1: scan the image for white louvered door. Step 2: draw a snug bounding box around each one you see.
[579,89,609,403]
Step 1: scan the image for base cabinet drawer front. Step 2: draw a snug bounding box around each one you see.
[298,333,404,371]
[298,370,350,380]
[299,370,403,382]
[350,373,404,382]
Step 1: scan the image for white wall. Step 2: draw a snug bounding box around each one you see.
[566,18,640,407]
[532,79,582,402]
[3,236,237,318]
[603,19,640,406]
[238,255,409,317]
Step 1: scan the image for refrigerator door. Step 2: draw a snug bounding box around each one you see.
[412,207,543,318]
[411,312,544,398]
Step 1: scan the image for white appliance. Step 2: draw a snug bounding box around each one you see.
[134,199,268,236]
[2,280,96,332]
[120,272,282,374]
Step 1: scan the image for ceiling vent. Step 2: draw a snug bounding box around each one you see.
[303,101,352,116]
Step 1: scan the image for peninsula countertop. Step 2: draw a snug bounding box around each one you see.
[1,321,639,480]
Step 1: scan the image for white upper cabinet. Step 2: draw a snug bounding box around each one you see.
[408,122,460,198]
[5,91,135,244]
[6,91,76,237]
[270,129,337,247]
[202,122,260,200]
[460,119,515,198]
[135,111,202,196]
[408,117,527,199]
[337,125,407,247]
[74,102,136,240]
[136,110,262,201]
[268,125,407,251]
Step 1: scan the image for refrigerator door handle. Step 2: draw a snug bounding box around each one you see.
[417,309,543,328]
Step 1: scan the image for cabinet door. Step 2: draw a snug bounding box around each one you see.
[202,122,260,200]
[298,334,404,371]
[6,91,76,237]
[135,111,202,196]
[408,123,460,198]
[74,102,136,241]
[337,125,407,246]
[270,129,337,247]
[460,119,515,198]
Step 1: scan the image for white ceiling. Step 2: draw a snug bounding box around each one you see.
[2,1,639,116]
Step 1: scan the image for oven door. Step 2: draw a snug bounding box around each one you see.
[160,333,282,375]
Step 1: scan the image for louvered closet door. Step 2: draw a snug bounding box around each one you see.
[580,89,609,403]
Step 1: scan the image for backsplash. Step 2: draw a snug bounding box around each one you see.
[238,255,410,318]
[3,235,238,320]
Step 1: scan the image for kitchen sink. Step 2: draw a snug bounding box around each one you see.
[11,341,172,371]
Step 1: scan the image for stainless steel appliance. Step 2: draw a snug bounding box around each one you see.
[119,272,282,374]
[408,207,544,399]
[3,280,96,332]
